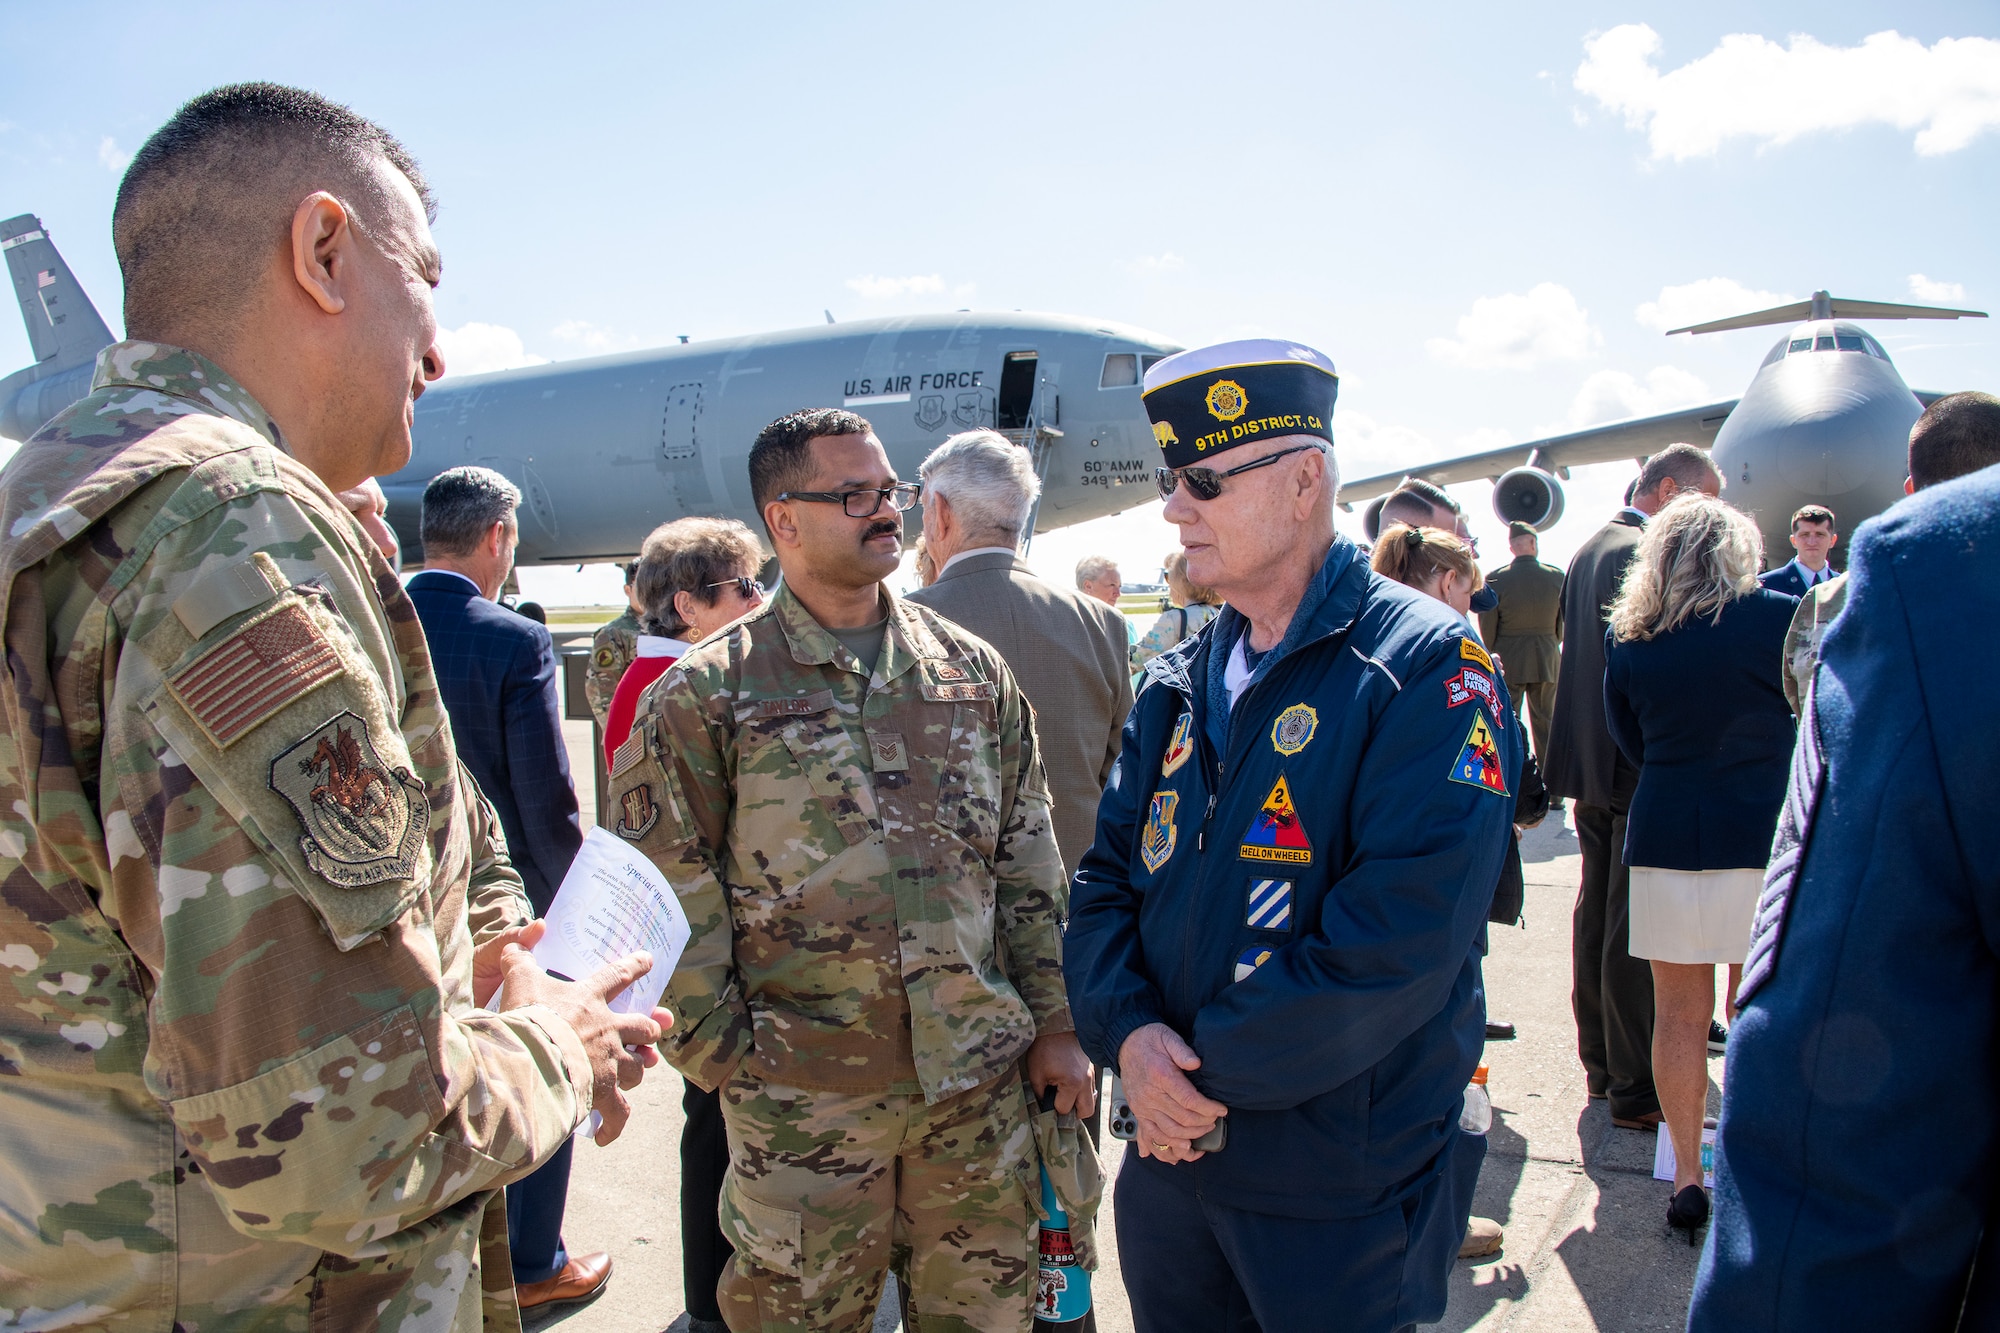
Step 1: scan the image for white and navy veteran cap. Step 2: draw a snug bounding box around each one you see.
[1141,338,1338,471]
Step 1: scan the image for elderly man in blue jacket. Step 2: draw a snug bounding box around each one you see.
[1065,340,1521,1332]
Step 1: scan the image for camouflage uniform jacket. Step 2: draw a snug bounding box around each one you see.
[585,610,640,726]
[609,584,1071,1103]
[0,343,594,1332]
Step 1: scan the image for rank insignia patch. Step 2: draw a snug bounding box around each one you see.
[269,711,429,887]
[1234,945,1274,982]
[1448,711,1510,796]
[1161,712,1194,778]
[1270,703,1318,756]
[1458,638,1495,673]
[1246,879,1293,930]
[1443,668,1503,724]
[1240,774,1312,864]
[1141,791,1180,872]
[617,783,660,840]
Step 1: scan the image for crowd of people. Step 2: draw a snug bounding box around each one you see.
[4,79,2000,1333]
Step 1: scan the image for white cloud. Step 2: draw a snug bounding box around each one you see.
[1427,283,1600,370]
[549,319,653,355]
[1568,365,1712,429]
[1576,24,2000,160]
[1909,273,1968,303]
[845,273,945,300]
[1635,278,1794,332]
[433,322,548,377]
[1131,252,1187,273]
[98,137,129,172]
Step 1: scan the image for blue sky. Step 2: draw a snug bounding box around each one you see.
[4,2,1996,601]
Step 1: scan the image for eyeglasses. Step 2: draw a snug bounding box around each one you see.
[777,482,922,517]
[704,576,768,600]
[1155,444,1321,502]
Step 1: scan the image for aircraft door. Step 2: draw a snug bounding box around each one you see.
[662,382,701,460]
[659,380,724,515]
[997,352,1037,429]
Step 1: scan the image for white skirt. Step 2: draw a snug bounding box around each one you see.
[1629,866,1763,965]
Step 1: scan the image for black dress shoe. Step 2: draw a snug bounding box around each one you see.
[1666,1184,1710,1245]
[1707,1020,1728,1053]
[1485,1020,1517,1040]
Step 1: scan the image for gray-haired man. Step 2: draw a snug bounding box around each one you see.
[908,430,1133,872]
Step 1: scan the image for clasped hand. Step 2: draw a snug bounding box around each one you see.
[1119,1023,1228,1164]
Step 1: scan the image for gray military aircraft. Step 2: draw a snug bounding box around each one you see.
[1338,290,1986,558]
[2,212,1182,563]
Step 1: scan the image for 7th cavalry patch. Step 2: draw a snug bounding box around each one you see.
[1448,711,1510,796]
[1240,774,1312,865]
[1141,790,1179,872]
[269,711,429,886]
[1161,712,1194,778]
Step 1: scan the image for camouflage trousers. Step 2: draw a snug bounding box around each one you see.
[717,1068,1038,1333]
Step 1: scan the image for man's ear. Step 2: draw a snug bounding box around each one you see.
[764,498,800,550]
[488,520,509,558]
[290,192,354,316]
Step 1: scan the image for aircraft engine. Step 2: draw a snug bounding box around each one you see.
[1491,467,1565,531]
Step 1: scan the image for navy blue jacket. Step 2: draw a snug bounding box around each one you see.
[1602,588,1797,871]
[1066,538,1521,1220]
[1757,560,1833,599]
[408,571,581,913]
[1691,467,2000,1329]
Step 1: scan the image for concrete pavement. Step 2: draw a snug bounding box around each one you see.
[527,721,1718,1333]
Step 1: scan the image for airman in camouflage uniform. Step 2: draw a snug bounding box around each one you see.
[585,600,641,727]
[609,409,1087,1333]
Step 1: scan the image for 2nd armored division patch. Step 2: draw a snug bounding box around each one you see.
[1240,774,1312,865]
[269,711,429,886]
[1448,711,1510,796]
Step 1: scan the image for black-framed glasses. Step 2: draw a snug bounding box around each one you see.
[704,576,768,599]
[1155,443,1321,501]
[777,482,922,517]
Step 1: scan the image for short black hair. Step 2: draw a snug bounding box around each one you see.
[1635,443,1720,498]
[747,408,872,518]
[422,466,519,556]
[1790,504,1836,531]
[1909,392,2000,490]
[114,83,433,340]
[1380,476,1458,530]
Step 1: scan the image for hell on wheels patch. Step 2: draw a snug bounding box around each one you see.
[1141,790,1180,873]
[1448,711,1510,797]
[270,711,428,887]
[1240,774,1312,865]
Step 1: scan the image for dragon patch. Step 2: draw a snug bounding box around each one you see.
[270,711,429,887]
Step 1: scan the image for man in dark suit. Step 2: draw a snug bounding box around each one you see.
[1690,460,2000,1329]
[1757,504,1838,597]
[906,430,1133,875]
[1545,443,1718,1130]
[1480,520,1564,765]
[408,467,605,1309]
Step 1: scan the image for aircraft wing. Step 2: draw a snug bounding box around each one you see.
[1335,397,1739,507]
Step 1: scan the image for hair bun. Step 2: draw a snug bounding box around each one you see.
[1403,527,1425,548]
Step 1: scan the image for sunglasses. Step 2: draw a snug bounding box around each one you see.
[777,482,923,517]
[1156,444,1321,502]
[704,576,769,599]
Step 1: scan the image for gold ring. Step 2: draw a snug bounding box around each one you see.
[1153,1143,1172,1152]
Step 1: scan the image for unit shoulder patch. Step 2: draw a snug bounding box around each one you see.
[1443,668,1503,724]
[593,644,619,669]
[616,783,660,840]
[1160,712,1194,778]
[168,600,345,748]
[1270,703,1318,756]
[1234,945,1274,982]
[268,711,429,887]
[1240,773,1311,865]
[1458,638,1495,673]
[1246,878,1293,931]
[1141,790,1179,873]
[1447,710,1510,796]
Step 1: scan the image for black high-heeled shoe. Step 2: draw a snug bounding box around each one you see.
[1666,1184,1710,1245]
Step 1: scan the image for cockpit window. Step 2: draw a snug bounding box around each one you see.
[1835,333,1866,352]
[1788,338,1813,353]
[1815,335,1836,351]
[1100,353,1139,388]
[1864,334,1889,359]
[1141,354,1167,374]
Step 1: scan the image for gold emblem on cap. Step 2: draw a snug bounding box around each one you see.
[1153,421,1179,450]
[1206,379,1248,422]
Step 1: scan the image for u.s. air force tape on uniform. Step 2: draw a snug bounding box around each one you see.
[141,554,431,949]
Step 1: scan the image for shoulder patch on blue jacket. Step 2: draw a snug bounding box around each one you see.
[1448,711,1510,796]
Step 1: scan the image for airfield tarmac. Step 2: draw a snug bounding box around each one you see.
[534,715,1721,1333]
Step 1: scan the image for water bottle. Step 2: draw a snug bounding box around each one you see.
[1459,1064,1492,1136]
[1032,1160,1092,1330]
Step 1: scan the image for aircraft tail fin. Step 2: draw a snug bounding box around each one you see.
[1670,289,1988,336]
[4,214,116,370]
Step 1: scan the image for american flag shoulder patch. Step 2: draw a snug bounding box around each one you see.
[167,600,345,748]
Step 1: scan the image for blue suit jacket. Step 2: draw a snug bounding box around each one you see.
[1757,560,1826,599]
[408,571,581,913]
[1691,464,2000,1329]
[1602,589,1797,870]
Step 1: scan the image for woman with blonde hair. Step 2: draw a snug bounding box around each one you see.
[1368,521,1483,616]
[1135,547,1226,667]
[1604,492,1797,1242]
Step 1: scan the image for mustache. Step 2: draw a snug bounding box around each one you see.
[863,520,901,543]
